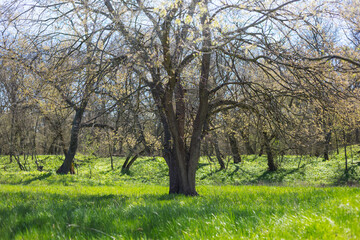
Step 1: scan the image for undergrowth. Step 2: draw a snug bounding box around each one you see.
[1,145,359,187]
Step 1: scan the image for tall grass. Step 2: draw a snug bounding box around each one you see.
[0,148,359,239]
[0,185,359,239]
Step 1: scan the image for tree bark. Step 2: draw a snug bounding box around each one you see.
[213,138,225,170]
[9,105,16,163]
[122,148,146,171]
[240,129,255,154]
[259,144,264,156]
[150,81,183,194]
[355,128,359,144]
[182,2,212,195]
[228,132,241,163]
[323,131,331,161]
[210,131,225,170]
[122,154,138,172]
[56,109,84,174]
[153,0,211,195]
[263,132,277,171]
[344,130,348,172]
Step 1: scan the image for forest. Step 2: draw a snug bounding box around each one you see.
[0,0,360,239]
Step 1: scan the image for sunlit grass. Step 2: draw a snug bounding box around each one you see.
[0,184,359,239]
[1,146,360,187]
[0,148,359,239]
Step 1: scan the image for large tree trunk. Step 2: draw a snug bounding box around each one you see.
[56,109,84,174]
[150,71,200,196]
[168,153,180,194]
[144,0,211,196]
[173,7,212,195]
[150,85,183,194]
[161,113,180,194]
[184,0,211,195]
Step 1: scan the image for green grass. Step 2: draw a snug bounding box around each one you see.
[0,185,359,239]
[0,147,360,239]
[1,147,359,187]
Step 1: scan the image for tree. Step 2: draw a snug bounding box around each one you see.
[0,54,39,169]
[99,0,350,194]
[1,0,127,173]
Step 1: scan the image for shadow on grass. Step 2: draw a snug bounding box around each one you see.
[21,172,53,185]
[332,165,360,186]
[120,169,133,176]
[253,165,306,184]
[247,155,261,162]
[199,167,225,180]
[228,165,240,177]
[198,162,211,169]
[228,165,260,178]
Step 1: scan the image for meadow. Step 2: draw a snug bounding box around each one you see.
[0,148,359,239]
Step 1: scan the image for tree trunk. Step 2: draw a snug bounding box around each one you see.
[109,143,114,170]
[145,0,211,196]
[228,133,241,164]
[56,109,84,174]
[213,138,225,170]
[245,140,255,155]
[9,107,15,163]
[182,0,211,195]
[344,130,348,172]
[14,155,25,171]
[211,132,225,170]
[168,153,180,194]
[258,144,264,156]
[355,128,359,144]
[122,154,138,172]
[151,74,199,196]
[240,130,255,154]
[263,132,277,171]
[122,148,146,172]
[323,131,331,161]
[335,130,339,155]
[266,146,276,171]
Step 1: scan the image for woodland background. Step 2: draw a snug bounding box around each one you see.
[0,0,359,195]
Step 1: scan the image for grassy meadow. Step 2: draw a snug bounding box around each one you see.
[0,147,360,239]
